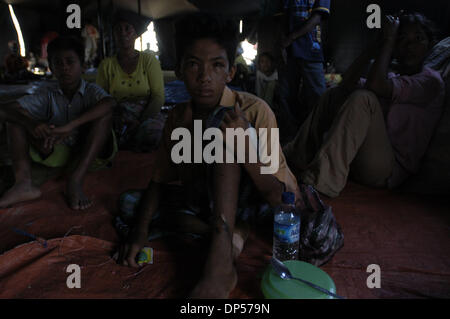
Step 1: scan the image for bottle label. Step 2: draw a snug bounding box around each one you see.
[274,222,300,244]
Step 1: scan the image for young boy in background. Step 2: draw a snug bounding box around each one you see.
[255,52,278,107]
[0,36,117,210]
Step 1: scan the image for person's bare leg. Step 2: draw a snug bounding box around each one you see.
[0,123,41,208]
[232,219,249,259]
[67,114,112,210]
[283,86,350,175]
[189,162,241,299]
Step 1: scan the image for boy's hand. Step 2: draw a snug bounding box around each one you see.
[29,122,52,139]
[220,99,254,162]
[220,98,249,131]
[43,124,74,149]
[114,227,148,268]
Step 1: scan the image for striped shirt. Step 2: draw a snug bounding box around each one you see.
[284,0,330,61]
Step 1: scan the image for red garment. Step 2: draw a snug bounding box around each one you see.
[85,24,99,39]
[40,31,59,59]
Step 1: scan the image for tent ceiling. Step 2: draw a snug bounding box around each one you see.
[188,0,260,16]
[3,0,260,19]
[111,0,198,19]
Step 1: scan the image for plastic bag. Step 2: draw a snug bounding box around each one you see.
[296,184,344,266]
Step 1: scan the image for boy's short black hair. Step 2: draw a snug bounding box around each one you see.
[174,13,239,70]
[398,12,439,46]
[47,36,84,65]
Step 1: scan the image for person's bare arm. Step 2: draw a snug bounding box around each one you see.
[0,101,51,138]
[44,97,116,149]
[220,102,283,207]
[365,16,399,98]
[282,12,323,48]
[52,97,116,134]
[340,40,380,92]
[242,160,284,207]
[140,55,165,121]
[116,181,161,268]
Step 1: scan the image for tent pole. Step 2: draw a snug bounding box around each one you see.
[97,0,105,59]
[138,0,142,51]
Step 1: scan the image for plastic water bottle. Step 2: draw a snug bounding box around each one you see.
[273,192,300,261]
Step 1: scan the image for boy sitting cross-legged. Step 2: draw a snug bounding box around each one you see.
[114,13,303,298]
[0,36,117,210]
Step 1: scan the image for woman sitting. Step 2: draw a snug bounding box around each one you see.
[96,10,165,152]
[283,13,445,198]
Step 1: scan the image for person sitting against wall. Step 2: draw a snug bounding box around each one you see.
[283,12,445,198]
[96,10,165,152]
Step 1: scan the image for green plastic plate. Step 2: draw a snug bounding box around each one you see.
[261,260,337,299]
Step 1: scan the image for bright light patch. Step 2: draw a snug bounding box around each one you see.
[8,4,26,57]
[239,20,243,34]
[241,40,257,65]
[135,22,159,54]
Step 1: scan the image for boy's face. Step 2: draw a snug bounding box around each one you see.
[258,55,273,76]
[50,50,82,88]
[179,38,236,109]
[395,23,430,68]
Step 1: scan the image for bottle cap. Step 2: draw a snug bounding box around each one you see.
[282,192,295,205]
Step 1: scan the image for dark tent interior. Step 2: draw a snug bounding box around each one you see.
[1,0,449,71]
[0,0,449,300]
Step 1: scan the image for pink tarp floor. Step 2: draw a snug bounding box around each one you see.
[0,151,449,298]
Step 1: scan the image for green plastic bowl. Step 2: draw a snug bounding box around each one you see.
[261,260,337,299]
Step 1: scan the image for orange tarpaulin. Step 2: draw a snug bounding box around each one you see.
[0,151,449,298]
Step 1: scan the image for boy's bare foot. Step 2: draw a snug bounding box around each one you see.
[189,225,239,299]
[0,181,41,208]
[67,178,92,210]
[232,232,245,259]
[189,265,238,299]
[232,221,249,259]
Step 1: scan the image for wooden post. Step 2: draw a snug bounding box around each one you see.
[97,0,105,59]
[138,0,142,51]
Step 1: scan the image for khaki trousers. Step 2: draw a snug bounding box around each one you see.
[283,87,395,198]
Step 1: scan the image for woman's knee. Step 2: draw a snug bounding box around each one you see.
[90,112,113,131]
[348,89,379,106]
[314,86,351,116]
[320,86,344,102]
